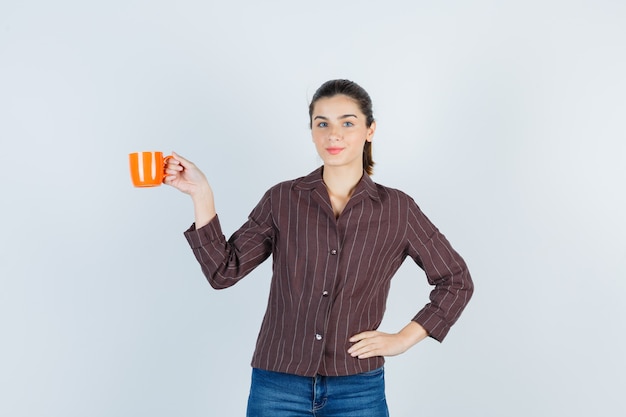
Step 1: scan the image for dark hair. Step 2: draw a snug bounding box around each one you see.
[308,79,376,175]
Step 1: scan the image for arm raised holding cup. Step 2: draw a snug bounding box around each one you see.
[164,152,216,229]
[164,152,275,291]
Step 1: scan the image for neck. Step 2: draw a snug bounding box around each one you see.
[322,165,363,198]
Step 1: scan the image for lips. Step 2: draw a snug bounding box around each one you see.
[326,147,344,155]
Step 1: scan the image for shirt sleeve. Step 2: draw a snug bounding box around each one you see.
[405,200,474,342]
[183,191,275,289]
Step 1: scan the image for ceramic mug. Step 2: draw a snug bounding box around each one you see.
[129,151,172,187]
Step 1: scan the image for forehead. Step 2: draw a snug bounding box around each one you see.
[312,94,362,116]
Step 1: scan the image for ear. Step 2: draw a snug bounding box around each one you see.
[366,121,376,142]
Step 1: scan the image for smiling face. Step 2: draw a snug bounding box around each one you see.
[311,94,376,172]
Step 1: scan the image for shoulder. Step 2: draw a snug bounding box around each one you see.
[372,180,418,206]
[371,181,432,224]
[261,168,323,198]
[266,167,323,194]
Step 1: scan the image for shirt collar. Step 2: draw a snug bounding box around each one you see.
[294,166,381,202]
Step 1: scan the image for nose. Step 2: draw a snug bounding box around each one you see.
[328,126,342,141]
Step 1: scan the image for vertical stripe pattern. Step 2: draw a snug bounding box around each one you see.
[184,167,473,377]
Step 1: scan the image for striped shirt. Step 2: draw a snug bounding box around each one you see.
[184,167,473,377]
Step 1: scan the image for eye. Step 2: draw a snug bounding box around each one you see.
[317,122,328,128]
[343,121,354,127]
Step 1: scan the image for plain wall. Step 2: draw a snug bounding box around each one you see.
[1,1,625,416]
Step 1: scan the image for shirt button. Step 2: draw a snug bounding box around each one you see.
[330,249,337,255]
[315,334,323,341]
[322,290,329,297]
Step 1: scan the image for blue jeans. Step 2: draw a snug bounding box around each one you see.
[246,367,390,417]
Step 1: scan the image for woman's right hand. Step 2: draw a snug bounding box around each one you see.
[164,152,210,197]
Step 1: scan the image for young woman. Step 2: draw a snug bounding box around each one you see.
[165,79,474,416]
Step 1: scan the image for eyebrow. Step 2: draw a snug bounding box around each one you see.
[313,114,359,120]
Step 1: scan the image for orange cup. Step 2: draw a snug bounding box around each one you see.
[129,151,172,187]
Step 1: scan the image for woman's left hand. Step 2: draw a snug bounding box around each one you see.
[348,321,428,359]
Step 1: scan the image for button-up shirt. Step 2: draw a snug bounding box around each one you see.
[184,167,473,377]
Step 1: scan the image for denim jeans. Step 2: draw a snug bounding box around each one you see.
[246,367,390,417]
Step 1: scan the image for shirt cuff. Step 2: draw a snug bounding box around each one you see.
[183,214,223,249]
[412,310,451,343]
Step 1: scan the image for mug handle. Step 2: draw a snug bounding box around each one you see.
[162,155,174,181]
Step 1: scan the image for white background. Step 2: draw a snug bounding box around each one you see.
[1,1,625,416]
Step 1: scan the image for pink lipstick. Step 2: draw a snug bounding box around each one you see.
[326,147,343,155]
